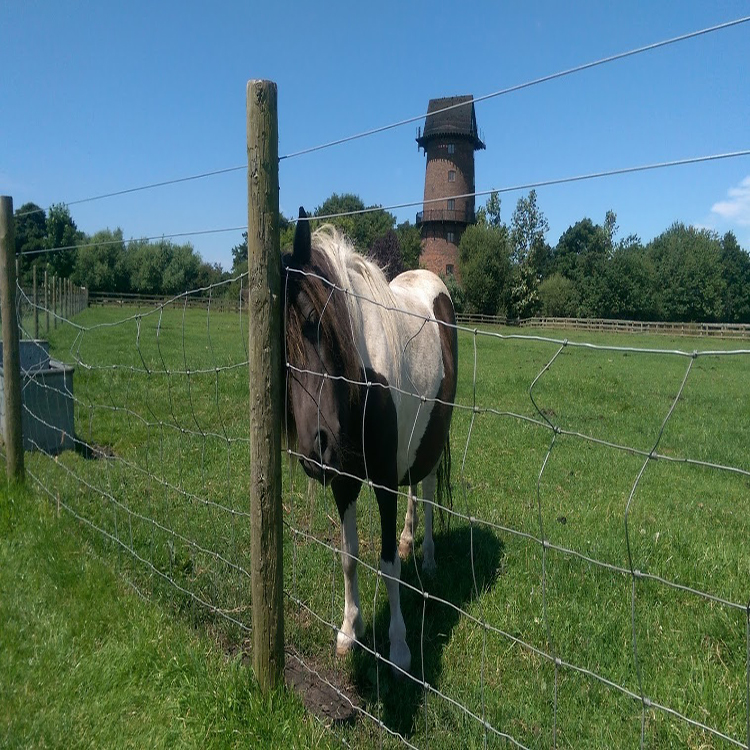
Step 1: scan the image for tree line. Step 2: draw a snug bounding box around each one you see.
[13,202,229,295]
[13,194,750,324]
[457,191,750,323]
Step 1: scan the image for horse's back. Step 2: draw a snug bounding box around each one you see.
[388,269,458,484]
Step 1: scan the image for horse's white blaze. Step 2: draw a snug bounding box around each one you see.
[337,502,364,655]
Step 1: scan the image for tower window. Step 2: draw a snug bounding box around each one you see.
[447,143,455,154]
[447,199,455,211]
[446,264,455,275]
[447,231,455,243]
[448,170,456,182]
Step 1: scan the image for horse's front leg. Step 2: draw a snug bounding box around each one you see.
[333,478,364,656]
[377,485,411,676]
[398,484,419,560]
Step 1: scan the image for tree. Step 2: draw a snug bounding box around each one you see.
[395,221,421,271]
[231,231,248,274]
[314,193,395,252]
[161,242,201,294]
[508,261,541,319]
[476,191,502,228]
[14,203,48,284]
[46,204,82,278]
[647,223,725,322]
[549,218,611,316]
[602,243,657,320]
[719,231,750,323]
[537,273,578,317]
[368,230,404,281]
[458,223,512,315]
[510,190,549,265]
[73,228,128,292]
[603,209,619,256]
[441,271,465,314]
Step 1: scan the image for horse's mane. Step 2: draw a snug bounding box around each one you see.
[283,225,402,389]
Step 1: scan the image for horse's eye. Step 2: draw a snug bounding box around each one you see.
[302,315,319,339]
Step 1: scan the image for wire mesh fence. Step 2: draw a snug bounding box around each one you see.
[7,246,749,747]
[5,19,750,740]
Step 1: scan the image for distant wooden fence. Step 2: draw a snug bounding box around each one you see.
[84,296,750,339]
[456,314,750,339]
[88,291,241,313]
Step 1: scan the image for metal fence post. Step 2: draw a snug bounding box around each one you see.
[247,79,284,690]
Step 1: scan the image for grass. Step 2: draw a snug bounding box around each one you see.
[8,305,750,748]
[0,481,334,749]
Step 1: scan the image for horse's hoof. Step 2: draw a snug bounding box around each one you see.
[422,556,437,577]
[336,631,357,656]
[388,640,411,678]
[398,538,413,560]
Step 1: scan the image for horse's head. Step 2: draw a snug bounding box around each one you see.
[282,208,360,482]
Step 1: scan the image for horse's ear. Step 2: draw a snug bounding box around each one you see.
[293,207,311,265]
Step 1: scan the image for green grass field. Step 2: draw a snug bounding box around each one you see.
[5,303,750,748]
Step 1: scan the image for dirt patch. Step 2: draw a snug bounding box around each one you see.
[284,649,361,725]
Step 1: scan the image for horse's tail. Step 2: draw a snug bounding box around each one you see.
[435,436,453,531]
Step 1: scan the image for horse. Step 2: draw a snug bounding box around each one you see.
[282,208,458,675]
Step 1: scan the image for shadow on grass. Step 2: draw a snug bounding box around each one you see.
[349,522,503,739]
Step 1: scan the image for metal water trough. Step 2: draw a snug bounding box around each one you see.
[0,339,75,454]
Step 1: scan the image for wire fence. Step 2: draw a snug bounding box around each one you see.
[278,253,750,748]
[5,252,748,747]
[3,14,750,748]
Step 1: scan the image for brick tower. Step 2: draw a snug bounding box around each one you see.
[416,95,485,280]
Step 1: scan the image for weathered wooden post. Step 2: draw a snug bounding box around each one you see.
[0,197,25,482]
[247,79,283,690]
[44,270,49,334]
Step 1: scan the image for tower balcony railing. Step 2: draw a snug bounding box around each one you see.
[416,207,475,226]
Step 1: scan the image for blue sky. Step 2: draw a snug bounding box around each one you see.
[2,1,749,270]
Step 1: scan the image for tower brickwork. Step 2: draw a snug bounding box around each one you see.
[416,96,484,281]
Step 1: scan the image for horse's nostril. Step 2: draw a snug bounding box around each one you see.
[315,429,328,460]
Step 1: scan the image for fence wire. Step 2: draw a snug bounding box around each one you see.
[279,261,750,750]
[8,260,750,748]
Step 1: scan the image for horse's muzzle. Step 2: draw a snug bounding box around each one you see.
[300,429,338,482]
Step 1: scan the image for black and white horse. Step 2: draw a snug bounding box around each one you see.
[282,209,457,675]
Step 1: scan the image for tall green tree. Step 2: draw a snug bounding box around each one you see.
[510,190,549,265]
[458,223,512,315]
[476,191,502,228]
[551,218,609,316]
[14,203,47,284]
[602,243,658,320]
[45,204,82,278]
[647,223,725,322]
[719,231,750,323]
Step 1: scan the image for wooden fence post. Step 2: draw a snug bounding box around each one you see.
[247,79,283,690]
[33,265,38,340]
[44,270,49,334]
[0,197,25,482]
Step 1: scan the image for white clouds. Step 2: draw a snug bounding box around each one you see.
[711,176,750,227]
